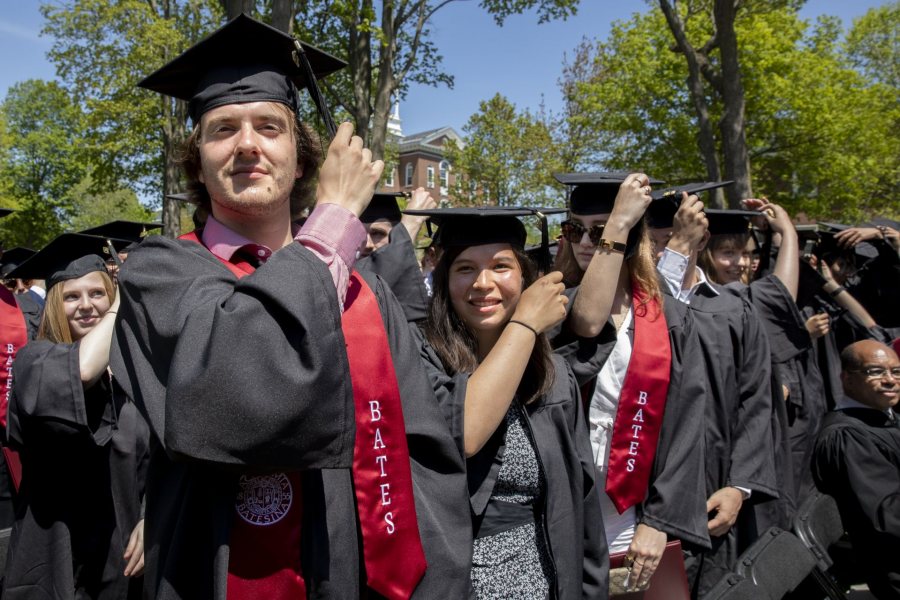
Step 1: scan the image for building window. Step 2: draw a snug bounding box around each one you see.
[427,166,435,189]
[404,163,413,187]
[385,166,394,187]
[439,160,450,190]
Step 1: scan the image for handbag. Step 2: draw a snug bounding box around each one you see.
[608,540,691,599]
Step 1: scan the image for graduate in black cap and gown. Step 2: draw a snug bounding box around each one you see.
[406,206,607,599]
[648,188,780,597]
[110,14,470,600]
[2,233,150,599]
[355,190,432,322]
[550,173,710,597]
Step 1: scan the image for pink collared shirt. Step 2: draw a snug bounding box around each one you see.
[201,204,366,307]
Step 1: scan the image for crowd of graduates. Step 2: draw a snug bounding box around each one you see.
[0,12,898,600]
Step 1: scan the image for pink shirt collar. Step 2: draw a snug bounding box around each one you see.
[201,215,300,263]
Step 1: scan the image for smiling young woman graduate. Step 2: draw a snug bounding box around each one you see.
[3,233,150,600]
[550,173,711,596]
[409,206,608,599]
[109,14,470,600]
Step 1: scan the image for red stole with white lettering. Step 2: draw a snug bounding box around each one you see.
[180,232,426,599]
[0,286,27,428]
[605,286,671,514]
[1,286,27,491]
[342,273,427,600]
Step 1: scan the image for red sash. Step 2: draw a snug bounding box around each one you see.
[343,274,427,599]
[605,287,672,514]
[0,286,27,491]
[180,231,426,599]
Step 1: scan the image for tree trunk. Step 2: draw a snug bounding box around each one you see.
[659,0,725,207]
[271,0,295,32]
[714,0,752,207]
[349,0,373,139]
[162,98,188,238]
[369,0,397,160]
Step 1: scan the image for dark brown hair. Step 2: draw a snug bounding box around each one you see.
[424,244,555,404]
[179,103,322,221]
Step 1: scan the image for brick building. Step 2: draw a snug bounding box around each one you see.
[379,104,462,203]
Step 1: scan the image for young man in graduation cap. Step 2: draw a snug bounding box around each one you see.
[110,14,470,600]
[355,189,434,322]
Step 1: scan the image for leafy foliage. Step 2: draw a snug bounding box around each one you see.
[444,94,563,208]
[556,4,900,222]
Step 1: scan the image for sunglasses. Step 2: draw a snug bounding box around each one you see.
[560,220,606,246]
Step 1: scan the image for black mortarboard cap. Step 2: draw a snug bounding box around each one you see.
[80,220,162,245]
[0,208,14,219]
[645,181,734,229]
[361,193,404,224]
[705,209,758,236]
[138,14,346,127]
[8,233,129,289]
[815,223,879,262]
[0,247,35,278]
[403,206,566,270]
[554,172,665,215]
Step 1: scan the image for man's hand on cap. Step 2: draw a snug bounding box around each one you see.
[317,122,385,217]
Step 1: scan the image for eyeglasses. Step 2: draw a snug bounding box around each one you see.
[560,220,605,246]
[849,367,900,380]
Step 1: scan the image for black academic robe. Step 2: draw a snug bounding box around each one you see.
[736,275,826,515]
[109,236,472,599]
[812,406,900,600]
[551,289,712,553]
[677,284,779,597]
[356,226,429,322]
[418,336,608,599]
[3,340,149,599]
[15,290,42,340]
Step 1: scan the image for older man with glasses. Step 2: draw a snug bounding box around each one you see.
[812,339,900,599]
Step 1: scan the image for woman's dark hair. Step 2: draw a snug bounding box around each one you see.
[424,244,555,404]
[179,103,322,223]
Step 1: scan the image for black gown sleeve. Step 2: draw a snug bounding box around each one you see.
[8,340,117,448]
[639,300,712,550]
[110,236,355,471]
[356,226,429,322]
[728,296,780,496]
[14,292,42,341]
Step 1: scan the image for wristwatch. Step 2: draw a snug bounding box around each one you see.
[597,239,627,254]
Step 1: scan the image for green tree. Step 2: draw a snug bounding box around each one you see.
[558,5,900,221]
[65,175,155,232]
[845,1,900,91]
[445,94,563,208]
[0,79,90,247]
[42,0,222,237]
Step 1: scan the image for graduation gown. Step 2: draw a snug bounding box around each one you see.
[418,336,608,599]
[676,284,779,596]
[3,340,149,599]
[356,226,429,322]
[812,406,900,599]
[109,236,471,599]
[551,289,712,553]
[849,238,900,336]
[737,275,826,514]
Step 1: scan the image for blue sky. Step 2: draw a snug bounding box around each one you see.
[0,0,890,136]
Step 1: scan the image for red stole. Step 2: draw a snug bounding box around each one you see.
[0,286,27,491]
[0,286,27,428]
[180,231,426,599]
[605,287,672,514]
